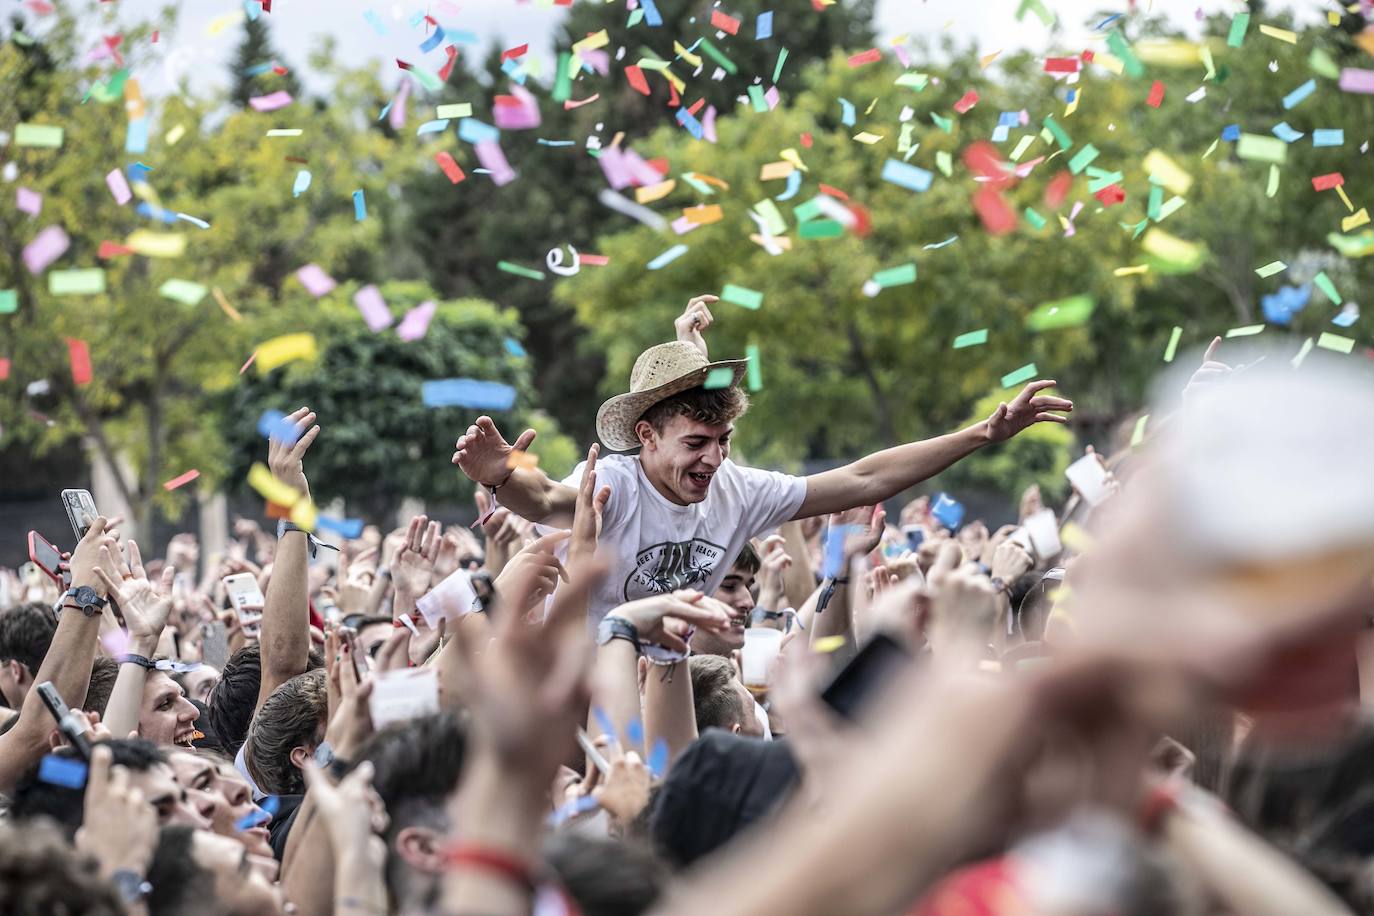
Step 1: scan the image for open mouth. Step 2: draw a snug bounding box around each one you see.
[175,728,202,746]
[687,471,714,488]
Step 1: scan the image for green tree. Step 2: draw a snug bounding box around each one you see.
[229,15,302,109]
[223,282,576,521]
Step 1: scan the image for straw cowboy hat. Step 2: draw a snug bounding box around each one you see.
[596,341,749,452]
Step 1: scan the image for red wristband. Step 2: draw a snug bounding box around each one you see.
[1138,782,1180,835]
[443,844,537,893]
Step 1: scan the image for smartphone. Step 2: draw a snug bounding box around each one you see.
[201,621,230,670]
[577,727,612,777]
[60,489,98,540]
[37,682,94,760]
[1064,454,1112,508]
[28,531,67,587]
[340,627,368,682]
[819,632,913,721]
[223,573,265,633]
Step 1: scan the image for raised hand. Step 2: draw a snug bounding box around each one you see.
[391,515,441,618]
[986,380,1073,442]
[829,504,886,564]
[75,745,159,881]
[492,530,570,615]
[67,516,118,596]
[570,443,612,564]
[1182,336,1233,404]
[267,406,320,500]
[756,537,793,612]
[452,416,536,489]
[674,294,719,357]
[607,590,732,653]
[301,759,390,856]
[94,540,175,653]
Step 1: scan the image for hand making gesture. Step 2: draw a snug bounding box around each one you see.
[268,406,320,501]
[452,417,536,489]
[674,294,719,358]
[985,380,1073,442]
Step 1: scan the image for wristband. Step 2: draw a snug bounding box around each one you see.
[443,844,537,893]
[1138,782,1180,835]
[119,654,155,670]
[277,520,340,560]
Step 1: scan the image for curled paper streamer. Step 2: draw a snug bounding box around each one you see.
[545,245,581,276]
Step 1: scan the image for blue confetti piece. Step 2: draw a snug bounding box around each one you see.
[293,170,312,197]
[244,0,260,21]
[991,124,1010,142]
[447,29,479,44]
[457,118,501,144]
[642,0,663,26]
[881,158,934,192]
[315,515,365,538]
[176,213,210,229]
[1094,13,1122,30]
[408,10,425,27]
[503,338,527,358]
[1312,129,1344,147]
[127,162,154,182]
[419,25,446,53]
[378,99,393,122]
[822,524,859,578]
[353,190,367,221]
[930,493,965,530]
[241,62,273,77]
[548,794,600,826]
[261,795,281,816]
[234,806,272,831]
[1272,121,1305,143]
[675,108,704,139]
[125,117,148,154]
[1221,124,1240,142]
[135,201,179,223]
[647,244,689,270]
[592,706,617,740]
[257,410,302,444]
[420,378,517,410]
[416,119,450,135]
[997,112,1020,127]
[1281,78,1316,110]
[755,10,773,39]
[647,738,669,779]
[839,98,856,127]
[500,58,527,85]
[362,10,388,35]
[625,717,644,746]
[1066,88,1077,104]
[536,138,576,146]
[775,169,802,201]
[1332,307,1358,328]
[38,754,88,789]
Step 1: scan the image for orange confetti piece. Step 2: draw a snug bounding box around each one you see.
[163,469,201,491]
[683,205,724,225]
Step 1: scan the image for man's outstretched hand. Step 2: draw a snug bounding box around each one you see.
[452,416,537,489]
[674,294,718,358]
[985,381,1073,442]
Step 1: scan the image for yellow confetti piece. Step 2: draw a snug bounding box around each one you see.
[979,49,1002,68]
[266,129,303,137]
[812,635,847,654]
[205,8,244,35]
[1317,332,1355,354]
[1130,415,1149,448]
[125,231,186,258]
[247,463,301,507]
[748,233,792,251]
[124,78,146,121]
[255,333,318,372]
[1060,521,1095,553]
[164,124,185,145]
[1135,38,1202,66]
[683,205,723,225]
[1292,337,1314,368]
[1328,10,1342,25]
[1336,186,1355,212]
[1143,150,1192,195]
[1226,324,1265,338]
[289,499,318,532]
[506,450,540,471]
[780,148,809,172]
[1258,24,1297,43]
[571,29,609,55]
[436,103,472,119]
[864,97,879,115]
[635,180,676,204]
[212,287,241,322]
[1091,52,1125,75]
[759,161,794,181]
[1065,90,1080,116]
[673,41,702,68]
[853,131,884,144]
[1141,228,1204,269]
[1113,264,1150,276]
[1343,208,1371,232]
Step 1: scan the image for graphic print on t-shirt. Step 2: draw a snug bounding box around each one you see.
[625,538,728,600]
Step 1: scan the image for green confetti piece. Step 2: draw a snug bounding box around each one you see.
[48,269,106,296]
[1130,414,1149,448]
[1236,133,1287,164]
[930,112,953,133]
[1000,363,1038,388]
[1312,271,1342,305]
[699,38,737,75]
[747,85,768,113]
[1200,45,1216,79]
[1163,326,1183,363]
[1087,170,1124,194]
[1067,144,1099,175]
[872,263,917,288]
[1010,135,1036,161]
[158,279,208,306]
[1157,196,1187,221]
[1266,164,1280,199]
[1225,324,1265,338]
[1226,12,1250,48]
[745,343,762,391]
[772,48,788,83]
[626,7,644,26]
[1015,0,1055,27]
[1024,207,1047,230]
[14,123,63,148]
[1043,115,1072,151]
[935,149,953,176]
[1106,30,1144,77]
[1147,185,1163,221]
[436,103,473,118]
[0,289,16,314]
[1026,295,1094,331]
[403,64,444,92]
[1255,261,1286,278]
[1308,48,1340,80]
[799,219,844,239]
[497,261,546,281]
[752,199,786,235]
[952,329,988,349]
[792,197,824,223]
[680,173,715,195]
[703,367,736,389]
[1317,332,1354,354]
[894,73,929,90]
[1292,337,1314,367]
[721,284,763,310]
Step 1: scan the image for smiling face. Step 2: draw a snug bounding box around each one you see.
[637,414,735,506]
[140,671,201,747]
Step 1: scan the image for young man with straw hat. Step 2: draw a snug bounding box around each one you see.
[452,296,1072,623]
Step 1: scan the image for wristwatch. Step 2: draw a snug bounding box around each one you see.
[110,869,152,905]
[596,616,640,652]
[60,585,107,618]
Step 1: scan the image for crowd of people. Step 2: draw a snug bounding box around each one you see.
[1,298,1373,915]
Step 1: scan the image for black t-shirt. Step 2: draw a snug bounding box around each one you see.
[267,793,305,861]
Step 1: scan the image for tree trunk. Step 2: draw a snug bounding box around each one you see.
[845,321,899,447]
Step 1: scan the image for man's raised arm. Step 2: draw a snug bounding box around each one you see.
[793,380,1072,520]
[451,416,578,527]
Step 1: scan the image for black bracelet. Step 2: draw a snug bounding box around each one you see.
[119,654,155,670]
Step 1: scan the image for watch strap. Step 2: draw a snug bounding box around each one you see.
[598,615,640,651]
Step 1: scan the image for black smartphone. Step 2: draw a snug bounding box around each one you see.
[60,489,98,540]
[37,681,93,760]
[28,530,67,587]
[819,632,913,721]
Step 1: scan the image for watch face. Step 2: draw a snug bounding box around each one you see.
[72,585,99,605]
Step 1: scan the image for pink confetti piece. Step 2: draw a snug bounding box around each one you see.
[23,225,69,274]
[354,284,394,331]
[16,187,41,216]
[764,86,781,109]
[239,351,258,374]
[579,254,609,266]
[249,90,294,112]
[492,85,542,130]
[101,628,130,657]
[671,215,703,235]
[396,300,437,341]
[475,140,517,186]
[703,105,719,143]
[105,168,132,205]
[953,90,979,113]
[1338,68,1374,94]
[295,264,336,297]
[163,469,201,491]
[388,79,411,131]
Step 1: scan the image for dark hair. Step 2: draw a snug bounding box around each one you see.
[0,602,57,678]
[146,826,218,916]
[82,657,119,717]
[639,386,749,438]
[10,739,169,838]
[207,644,324,757]
[544,833,668,916]
[0,819,126,916]
[689,655,746,733]
[243,669,327,795]
[731,542,761,576]
[350,711,466,906]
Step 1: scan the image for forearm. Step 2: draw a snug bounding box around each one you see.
[486,469,577,528]
[591,640,643,755]
[258,530,310,709]
[281,799,337,916]
[103,648,155,739]
[644,660,696,767]
[812,580,857,664]
[780,522,816,610]
[441,754,547,916]
[331,845,388,916]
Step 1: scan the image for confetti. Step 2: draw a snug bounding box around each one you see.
[23,226,69,274]
[296,264,336,297]
[352,190,367,221]
[163,469,201,491]
[1236,133,1287,164]
[255,333,318,372]
[1026,294,1094,330]
[354,285,393,330]
[721,284,763,310]
[1312,272,1342,305]
[1281,79,1316,110]
[14,123,63,147]
[1338,68,1374,94]
[396,301,437,341]
[159,279,207,306]
[421,379,517,410]
[647,245,689,270]
[1316,332,1355,354]
[1227,12,1250,47]
[1163,326,1182,362]
[1000,363,1038,388]
[48,269,106,296]
[67,338,93,385]
[703,367,736,389]
[953,329,989,349]
[1225,325,1265,338]
[496,261,546,281]
[880,159,933,192]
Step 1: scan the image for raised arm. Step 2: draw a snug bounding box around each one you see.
[452,417,578,527]
[98,544,176,740]
[794,381,1072,519]
[258,407,320,711]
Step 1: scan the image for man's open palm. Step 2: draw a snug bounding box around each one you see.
[986,381,1073,442]
[452,416,537,488]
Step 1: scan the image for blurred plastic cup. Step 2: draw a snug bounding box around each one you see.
[741,628,783,687]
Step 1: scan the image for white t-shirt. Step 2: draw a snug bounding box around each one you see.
[548,454,806,623]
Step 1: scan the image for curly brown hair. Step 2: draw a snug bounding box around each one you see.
[639,386,749,437]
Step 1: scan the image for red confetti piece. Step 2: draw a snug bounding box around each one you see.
[163,469,201,491]
[1147,80,1165,108]
[563,94,601,110]
[818,183,850,201]
[438,46,458,82]
[847,48,881,68]
[580,254,610,266]
[0,358,10,381]
[272,63,288,76]
[647,157,670,175]
[1044,57,1079,73]
[848,203,873,238]
[502,43,528,61]
[972,189,1017,235]
[494,94,523,107]
[625,65,650,95]
[710,9,741,34]
[963,141,1013,189]
[98,240,134,259]
[686,98,706,116]
[239,351,258,375]
[801,132,813,148]
[66,338,92,386]
[953,90,979,114]
[434,151,466,184]
[1080,50,1094,62]
[1095,184,1126,206]
[151,30,158,43]
[667,81,681,107]
[1044,170,1073,208]
[1312,173,1344,191]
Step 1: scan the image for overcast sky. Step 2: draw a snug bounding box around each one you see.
[107,0,1320,97]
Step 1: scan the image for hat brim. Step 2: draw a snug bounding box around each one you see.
[596,358,750,452]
